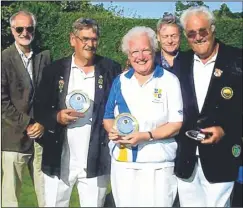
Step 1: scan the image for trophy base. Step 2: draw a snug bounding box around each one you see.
[185,130,206,141]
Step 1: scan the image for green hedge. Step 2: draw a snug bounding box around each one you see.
[2,3,242,67]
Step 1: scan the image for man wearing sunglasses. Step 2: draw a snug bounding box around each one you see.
[174,6,242,207]
[34,18,121,207]
[1,11,51,207]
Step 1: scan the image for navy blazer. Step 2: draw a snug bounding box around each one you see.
[34,55,121,178]
[155,50,181,78]
[174,41,242,182]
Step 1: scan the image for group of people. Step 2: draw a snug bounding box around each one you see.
[1,6,242,208]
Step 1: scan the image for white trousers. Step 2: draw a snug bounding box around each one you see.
[2,142,45,207]
[111,160,177,207]
[44,170,109,207]
[177,158,234,207]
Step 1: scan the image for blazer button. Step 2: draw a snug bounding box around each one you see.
[56,140,58,144]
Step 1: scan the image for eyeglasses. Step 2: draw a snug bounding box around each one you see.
[130,49,152,58]
[74,35,98,44]
[186,28,210,39]
[12,26,35,34]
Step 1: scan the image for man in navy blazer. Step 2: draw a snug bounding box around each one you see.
[175,6,242,207]
[35,18,121,207]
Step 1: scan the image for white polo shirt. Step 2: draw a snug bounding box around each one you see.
[104,65,183,169]
[193,53,217,113]
[193,52,218,155]
[61,54,95,172]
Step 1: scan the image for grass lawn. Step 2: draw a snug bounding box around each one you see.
[19,167,80,207]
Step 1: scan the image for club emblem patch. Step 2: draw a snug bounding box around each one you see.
[221,87,233,99]
[154,88,162,99]
[232,144,241,157]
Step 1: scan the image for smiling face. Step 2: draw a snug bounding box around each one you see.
[184,13,216,60]
[11,13,35,47]
[128,34,154,76]
[157,24,180,55]
[70,27,98,61]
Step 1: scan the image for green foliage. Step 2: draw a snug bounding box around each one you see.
[18,167,79,207]
[1,1,242,67]
[175,1,208,17]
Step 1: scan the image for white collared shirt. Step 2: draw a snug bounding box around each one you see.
[15,42,33,81]
[193,53,218,113]
[193,53,218,156]
[61,54,95,174]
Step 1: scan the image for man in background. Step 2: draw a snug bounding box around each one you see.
[1,10,51,207]
[156,13,182,78]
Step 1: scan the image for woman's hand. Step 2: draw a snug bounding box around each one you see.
[118,132,149,146]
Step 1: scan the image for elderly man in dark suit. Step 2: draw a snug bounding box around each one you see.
[34,18,121,207]
[1,10,51,207]
[174,6,242,207]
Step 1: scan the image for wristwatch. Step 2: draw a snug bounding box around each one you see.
[148,131,154,141]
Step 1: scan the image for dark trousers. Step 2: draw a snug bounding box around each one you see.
[231,182,243,207]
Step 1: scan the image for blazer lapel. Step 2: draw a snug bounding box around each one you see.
[200,43,226,114]
[91,57,106,128]
[58,58,72,109]
[190,60,200,115]
[33,52,42,88]
[10,45,32,88]
[183,52,200,116]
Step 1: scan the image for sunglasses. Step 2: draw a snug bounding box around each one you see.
[12,26,35,34]
[186,28,209,39]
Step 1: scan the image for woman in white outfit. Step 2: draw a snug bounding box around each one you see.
[103,26,183,207]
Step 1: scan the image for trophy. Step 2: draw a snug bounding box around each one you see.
[185,116,213,141]
[65,90,90,113]
[114,113,139,136]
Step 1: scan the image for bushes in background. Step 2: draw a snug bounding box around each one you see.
[1,2,242,66]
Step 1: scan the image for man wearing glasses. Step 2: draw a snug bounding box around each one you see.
[1,11,51,207]
[155,13,182,78]
[35,18,121,206]
[174,6,242,207]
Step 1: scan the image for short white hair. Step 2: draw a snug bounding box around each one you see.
[10,10,37,28]
[180,6,215,30]
[121,26,158,55]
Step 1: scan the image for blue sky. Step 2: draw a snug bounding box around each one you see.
[92,2,243,19]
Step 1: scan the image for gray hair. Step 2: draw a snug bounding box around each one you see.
[10,10,37,28]
[121,26,158,55]
[180,6,215,30]
[72,18,100,37]
[157,13,182,33]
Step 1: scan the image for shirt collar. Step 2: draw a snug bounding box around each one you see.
[71,53,79,69]
[124,64,164,79]
[71,53,95,77]
[15,42,33,59]
[194,52,218,65]
[160,51,179,70]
